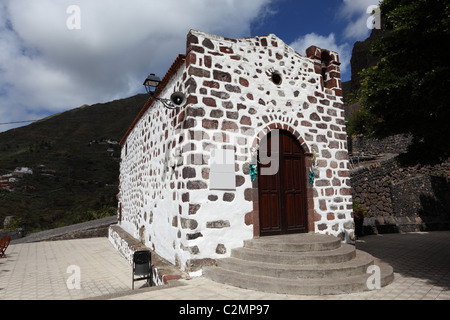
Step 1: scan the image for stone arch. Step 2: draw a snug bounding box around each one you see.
[250,121,311,154]
[245,121,316,237]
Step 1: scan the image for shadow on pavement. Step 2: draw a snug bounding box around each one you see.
[355,231,450,291]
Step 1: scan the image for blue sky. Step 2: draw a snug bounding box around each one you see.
[0,0,379,133]
[252,1,348,42]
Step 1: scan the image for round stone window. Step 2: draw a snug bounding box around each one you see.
[271,72,282,85]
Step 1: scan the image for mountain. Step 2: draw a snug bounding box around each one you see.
[0,94,149,232]
[349,28,384,94]
[343,28,384,119]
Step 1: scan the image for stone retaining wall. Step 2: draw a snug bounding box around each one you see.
[0,229,23,240]
[348,134,412,156]
[351,155,450,234]
[391,174,449,231]
[9,216,117,244]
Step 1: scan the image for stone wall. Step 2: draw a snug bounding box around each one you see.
[118,58,186,269]
[348,134,412,157]
[8,216,117,244]
[0,229,23,240]
[117,30,354,274]
[351,155,398,218]
[391,174,449,231]
[351,155,450,234]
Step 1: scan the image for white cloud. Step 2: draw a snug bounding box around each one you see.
[0,0,273,132]
[338,0,382,40]
[286,0,383,84]
[289,32,351,76]
[339,0,380,17]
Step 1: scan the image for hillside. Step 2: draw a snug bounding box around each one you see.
[0,94,148,232]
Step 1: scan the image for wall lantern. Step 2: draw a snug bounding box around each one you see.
[143,73,161,94]
[143,73,186,109]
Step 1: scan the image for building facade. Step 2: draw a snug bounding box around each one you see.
[114,30,353,274]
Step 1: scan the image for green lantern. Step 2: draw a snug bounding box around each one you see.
[309,169,315,185]
[249,164,258,181]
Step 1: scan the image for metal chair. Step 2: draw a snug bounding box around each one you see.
[132,250,153,290]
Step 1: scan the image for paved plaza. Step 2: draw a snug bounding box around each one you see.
[0,231,449,300]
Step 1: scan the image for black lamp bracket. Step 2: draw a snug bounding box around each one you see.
[154,97,178,109]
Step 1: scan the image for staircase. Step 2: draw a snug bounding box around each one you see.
[203,233,394,295]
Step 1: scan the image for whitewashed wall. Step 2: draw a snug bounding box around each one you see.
[116,30,354,274]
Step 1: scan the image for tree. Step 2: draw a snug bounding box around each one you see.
[355,0,450,164]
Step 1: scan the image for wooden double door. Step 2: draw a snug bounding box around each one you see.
[258,130,308,236]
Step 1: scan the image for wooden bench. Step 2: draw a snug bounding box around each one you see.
[0,236,11,258]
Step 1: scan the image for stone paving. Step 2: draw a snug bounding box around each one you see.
[0,238,131,300]
[0,231,449,300]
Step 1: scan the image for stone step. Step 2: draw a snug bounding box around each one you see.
[203,260,394,295]
[217,250,375,279]
[244,233,341,252]
[203,233,395,295]
[231,243,356,265]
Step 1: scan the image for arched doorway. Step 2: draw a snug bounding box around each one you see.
[258,130,308,236]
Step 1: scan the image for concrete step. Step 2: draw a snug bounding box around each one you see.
[244,233,341,252]
[203,260,394,295]
[203,233,395,295]
[217,250,375,279]
[231,243,356,265]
